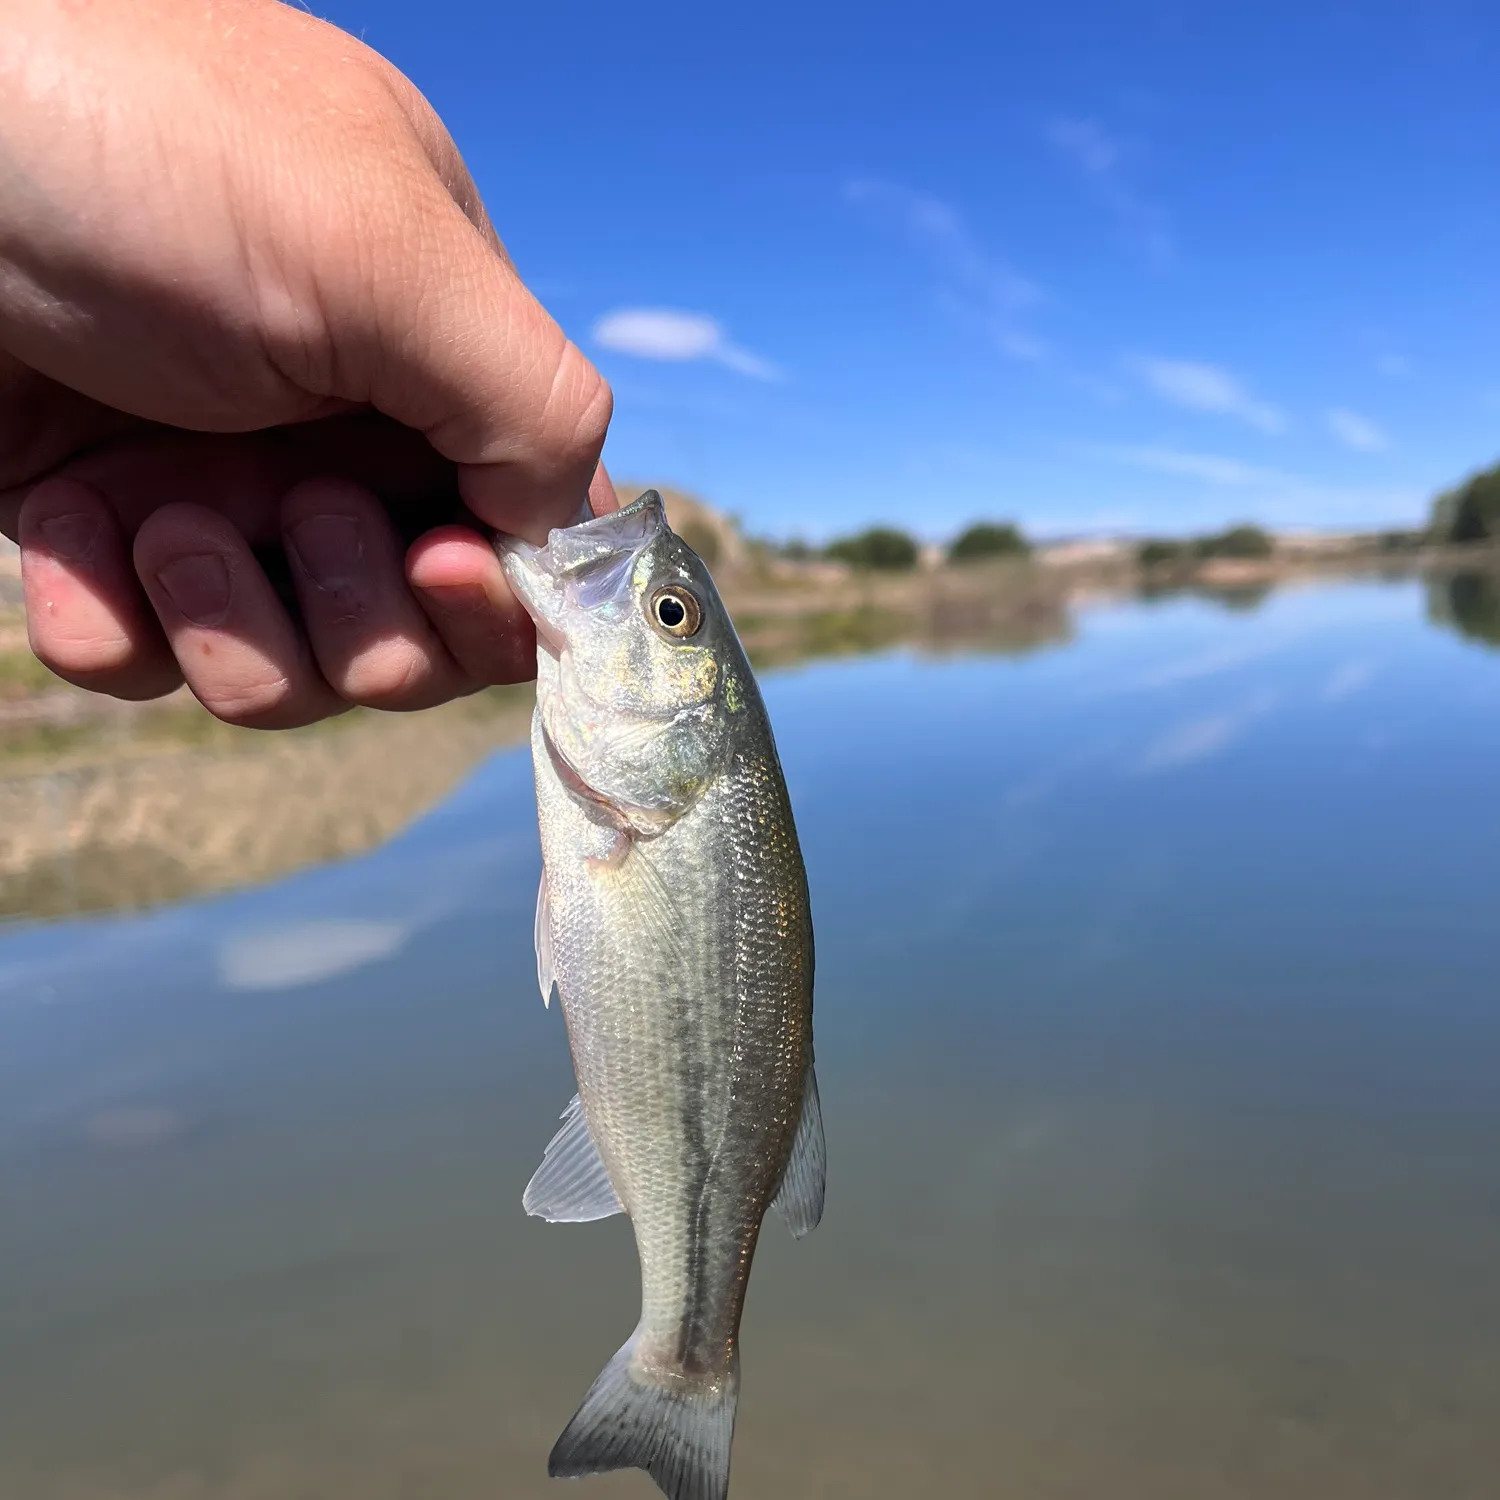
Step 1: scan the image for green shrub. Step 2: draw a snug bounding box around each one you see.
[1200,524,1274,559]
[1379,529,1422,552]
[948,522,1029,564]
[823,527,920,571]
[1137,538,1190,568]
[1432,462,1500,544]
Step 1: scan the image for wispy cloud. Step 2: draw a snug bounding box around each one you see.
[592,308,779,380]
[1100,444,1271,486]
[1047,116,1174,268]
[1326,408,1388,452]
[846,179,1046,361]
[1093,444,1421,526]
[1134,690,1277,774]
[1132,358,1285,433]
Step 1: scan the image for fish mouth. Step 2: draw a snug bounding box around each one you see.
[497,491,669,642]
[546,491,666,574]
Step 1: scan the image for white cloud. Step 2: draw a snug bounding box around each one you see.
[1135,691,1277,773]
[846,179,1046,361]
[219,920,410,991]
[1092,444,1422,527]
[1047,117,1174,268]
[1326,408,1387,452]
[592,308,779,380]
[1133,357,1285,433]
[1100,444,1269,486]
[1049,117,1121,174]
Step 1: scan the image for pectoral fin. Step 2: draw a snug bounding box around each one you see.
[772,1061,825,1238]
[524,1095,624,1223]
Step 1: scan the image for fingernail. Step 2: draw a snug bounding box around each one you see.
[288,515,363,590]
[38,512,100,563]
[156,554,232,625]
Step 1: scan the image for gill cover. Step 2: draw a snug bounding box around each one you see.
[498,492,737,834]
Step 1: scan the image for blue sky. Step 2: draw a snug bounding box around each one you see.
[321,0,1498,541]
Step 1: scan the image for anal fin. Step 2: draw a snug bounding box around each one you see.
[772,1060,825,1238]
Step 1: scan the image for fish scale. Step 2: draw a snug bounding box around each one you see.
[500,491,823,1500]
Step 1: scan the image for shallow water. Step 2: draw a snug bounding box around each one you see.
[3,578,1500,1499]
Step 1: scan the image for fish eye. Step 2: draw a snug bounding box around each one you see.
[649,585,703,638]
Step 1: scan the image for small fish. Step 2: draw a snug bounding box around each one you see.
[499,491,823,1500]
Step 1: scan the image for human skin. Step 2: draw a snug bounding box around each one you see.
[0,0,619,728]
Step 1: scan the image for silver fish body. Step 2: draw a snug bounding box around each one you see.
[499,492,823,1500]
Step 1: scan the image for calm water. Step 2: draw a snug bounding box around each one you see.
[4,578,1500,1499]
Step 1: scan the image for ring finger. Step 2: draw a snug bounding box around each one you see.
[134,503,344,728]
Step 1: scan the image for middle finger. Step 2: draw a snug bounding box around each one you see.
[282,477,472,711]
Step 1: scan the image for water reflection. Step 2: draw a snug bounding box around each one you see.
[1,582,1069,924]
[1427,569,1500,647]
[0,687,536,923]
[4,578,1500,1498]
[1138,578,1277,612]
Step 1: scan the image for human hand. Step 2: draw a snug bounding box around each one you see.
[0,0,615,727]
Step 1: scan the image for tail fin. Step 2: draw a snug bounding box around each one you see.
[548,1334,739,1500]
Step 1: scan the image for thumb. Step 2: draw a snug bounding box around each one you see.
[305,170,611,544]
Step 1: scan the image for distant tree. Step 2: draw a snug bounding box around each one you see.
[1137,538,1190,568]
[1431,461,1500,544]
[778,537,815,562]
[824,527,920,570]
[948,521,1030,564]
[1200,524,1274,560]
[1379,529,1423,552]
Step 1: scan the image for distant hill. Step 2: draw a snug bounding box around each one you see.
[615,482,747,572]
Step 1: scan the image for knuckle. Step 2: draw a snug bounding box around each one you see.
[542,344,612,473]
